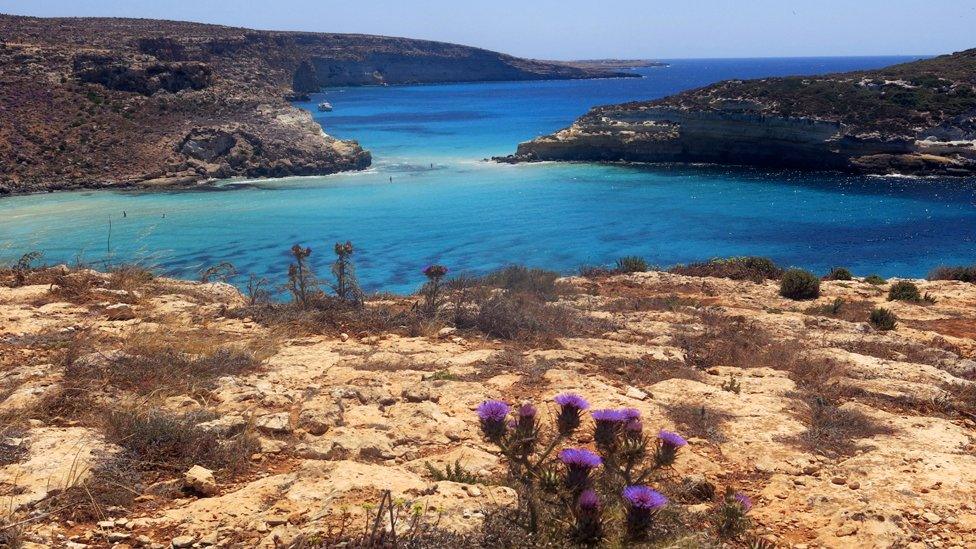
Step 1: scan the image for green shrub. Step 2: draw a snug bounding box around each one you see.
[808,297,844,317]
[615,256,649,273]
[779,269,821,300]
[869,307,898,331]
[863,274,886,285]
[669,256,784,283]
[929,265,976,283]
[825,267,853,281]
[888,280,921,302]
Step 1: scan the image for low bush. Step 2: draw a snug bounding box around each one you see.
[106,263,155,291]
[863,274,886,285]
[615,256,649,273]
[669,256,783,283]
[465,292,587,341]
[105,408,256,474]
[888,280,922,302]
[779,269,820,300]
[4,250,44,287]
[579,264,614,278]
[807,297,844,317]
[928,265,976,283]
[825,267,853,281]
[869,307,898,331]
[480,265,560,300]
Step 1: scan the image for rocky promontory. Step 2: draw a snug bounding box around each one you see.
[507,50,976,176]
[0,15,627,194]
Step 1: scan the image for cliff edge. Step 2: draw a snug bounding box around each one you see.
[0,15,627,194]
[508,50,976,176]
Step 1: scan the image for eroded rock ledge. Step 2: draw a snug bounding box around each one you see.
[506,50,976,176]
[2,264,975,547]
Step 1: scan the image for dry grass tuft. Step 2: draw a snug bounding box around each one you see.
[60,330,266,398]
[665,403,731,443]
[105,408,257,476]
[795,396,893,457]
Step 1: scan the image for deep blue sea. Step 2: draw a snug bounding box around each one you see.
[2,56,975,293]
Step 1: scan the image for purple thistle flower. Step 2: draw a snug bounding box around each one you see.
[623,486,667,541]
[518,402,537,419]
[573,488,604,544]
[422,264,448,279]
[625,418,643,434]
[592,409,628,451]
[555,392,589,435]
[620,408,642,420]
[658,429,688,448]
[591,409,628,422]
[476,399,509,440]
[654,429,687,467]
[578,489,600,511]
[734,492,753,513]
[555,392,590,410]
[623,486,668,510]
[560,448,602,491]
[477,399,510,421]
[511,402,538,455]
[559,448,603,468]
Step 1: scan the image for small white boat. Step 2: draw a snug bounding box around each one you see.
[317,102,333,112]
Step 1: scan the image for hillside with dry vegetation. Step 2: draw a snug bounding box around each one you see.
[0,15,625,195]
[509,49,976,176]
[1,251,975,548]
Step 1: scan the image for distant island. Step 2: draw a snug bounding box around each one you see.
[0,15,629,195]
[503,50,976,176]
[562,59,669,70]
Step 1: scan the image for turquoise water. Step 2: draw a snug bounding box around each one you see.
[2,57,975,293]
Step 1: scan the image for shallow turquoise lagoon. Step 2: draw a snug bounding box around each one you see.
[2,57,974,293]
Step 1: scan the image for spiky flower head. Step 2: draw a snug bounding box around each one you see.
[555,392,590,435]
[555,392,590,410]
[578,489,600,511]
[511,402,538,456]
[592,409,628,452]
[560,448,602,491]
[423,264,448,279]
[334,241,354,256]
[654,429,687,467]
[623,486,668,510]
[623,485,667,541]
[476,399,509,440]
[620,408,642,420]
[658,429,688,448]
[559,448,603,469]
[591,409,628,422]
[734,492,753,513]
[573,488,604,545]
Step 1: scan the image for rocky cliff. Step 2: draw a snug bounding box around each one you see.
[508,50,976,176]
[0,15,626,194]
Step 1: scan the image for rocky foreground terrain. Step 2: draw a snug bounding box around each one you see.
[0,15,625,195]
[508,49,976,176]
[1,260,975,548]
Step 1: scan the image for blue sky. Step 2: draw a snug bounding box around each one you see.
[1,0,973,59]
